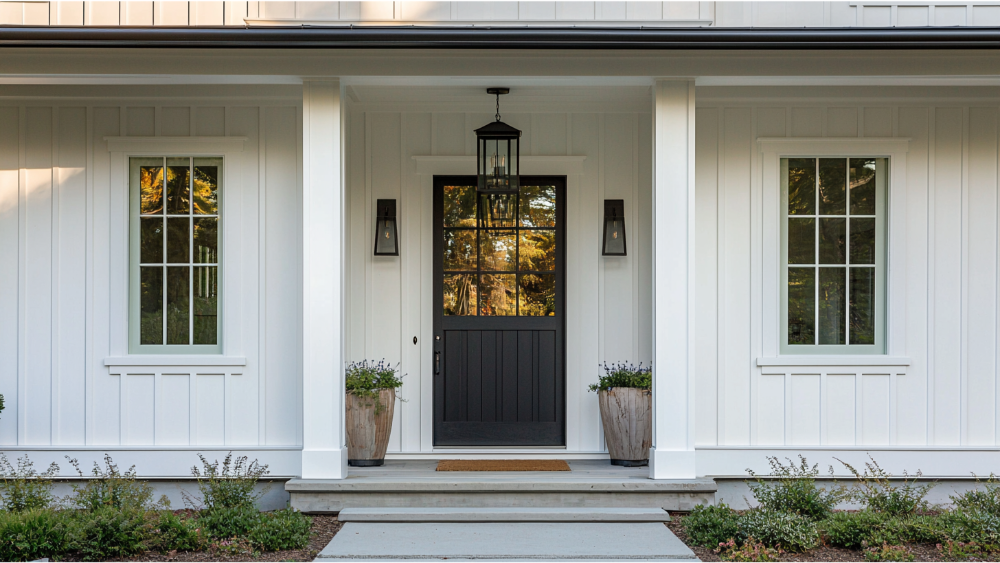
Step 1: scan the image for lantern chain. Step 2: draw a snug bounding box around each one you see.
[495,92,501,122]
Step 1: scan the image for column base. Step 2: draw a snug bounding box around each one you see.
[648,448,696,479]
[302,447,349,479]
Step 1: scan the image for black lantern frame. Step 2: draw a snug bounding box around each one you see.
[476,88,521,226]
[601,199,627,256]
[373,199,399,256]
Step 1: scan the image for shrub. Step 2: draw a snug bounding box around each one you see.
[682,503,741,547]
[936,508,1000,545]
[0,508,71,561]
[246,508,312,551]
[863,543,915,562]
[837,456,934,515]
[737,508,819,552]
[747,456,845,520]
[147,510,206,553]
[198,504,262,539]
[186,452,270,511]
[715,537,782,562]
[345,360,404,413]
[819,510,945,548]
[0,454,59,512]
[588,362,651,392]
[937,540,985,560]
[70,506,150,561]
[951,475,1000,517]
[64,454,161,511]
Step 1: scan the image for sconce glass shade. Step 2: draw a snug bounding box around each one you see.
[602,199,627,256]
[374,199,399,256]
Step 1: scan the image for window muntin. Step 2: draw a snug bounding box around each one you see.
[130,156,222,354]
[781,157,887,354]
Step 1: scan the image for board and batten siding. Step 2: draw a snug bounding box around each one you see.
[0,92,304,474]
[695,89,1000,453]
[345,107,653,454]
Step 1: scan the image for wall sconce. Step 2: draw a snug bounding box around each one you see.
[602,199,626,256]
[374,199,399,256]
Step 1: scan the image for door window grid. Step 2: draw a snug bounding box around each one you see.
[784,157,884,351]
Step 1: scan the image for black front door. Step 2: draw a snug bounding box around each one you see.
[433,176,566,446]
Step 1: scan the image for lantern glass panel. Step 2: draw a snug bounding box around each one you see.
[603,217,626,255]
[375,217,398,256]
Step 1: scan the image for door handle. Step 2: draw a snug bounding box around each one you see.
[435,351,441,375]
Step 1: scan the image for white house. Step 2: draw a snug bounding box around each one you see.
[1,0,999,508]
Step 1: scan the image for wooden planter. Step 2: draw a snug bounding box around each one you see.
[597,387,652,467]
[346,388,396,467]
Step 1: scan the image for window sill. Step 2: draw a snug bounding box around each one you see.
[104,356,247,367]
[756,356,910,367]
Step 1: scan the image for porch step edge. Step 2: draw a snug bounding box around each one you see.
[285,477,718,493]
[338,507,671,522]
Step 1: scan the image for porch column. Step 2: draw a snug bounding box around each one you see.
[301,78,348,479]
[649,79,697,479]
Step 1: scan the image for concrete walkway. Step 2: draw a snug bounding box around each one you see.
[315,508,699,562]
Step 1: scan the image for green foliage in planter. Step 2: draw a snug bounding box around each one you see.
[185,452,270,511]
[587,362,651,392]
[837,456,934,516]
[346,360,404,413]
[0,454,60,512]
[64,454,163,512]
[0,508,71,561]
[682,503,741,547]
[747,456,846,521]
[737,508,819,552]
[148,510,206,553]
[70,506,150,562]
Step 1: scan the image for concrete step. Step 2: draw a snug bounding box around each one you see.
[338,507,671,522]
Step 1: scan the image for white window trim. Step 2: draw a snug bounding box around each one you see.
[105,136,246,358]
[757,137,910,359]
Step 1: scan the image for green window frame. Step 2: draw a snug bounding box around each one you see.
[780,157,887,355]
[128,156,223,354]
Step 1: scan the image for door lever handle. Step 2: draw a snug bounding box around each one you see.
[435,351,441,375]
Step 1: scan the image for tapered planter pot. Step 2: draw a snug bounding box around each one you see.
[598,388,652,467]
[346,388,396,467]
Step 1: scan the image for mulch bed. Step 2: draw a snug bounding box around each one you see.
[118,514,342,563]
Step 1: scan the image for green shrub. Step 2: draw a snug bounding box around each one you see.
[682,503,741,547]
[186,452,270,511]
[837,456,934,515]
[747,456,845,521]
[737,508,819,552]
[936,508,1000,545]
[0,454,59,512]
[951,475,1000,517]
[937,540,985,560]
[345,360,404,413]
[65,454,161,511]
[0,508,71,561]
[246,508,312,551]
[70,506,150,561]
[147,510,206,553]
[588,362,651,392]
[198,504,261,539]
[715,537,782,562]
[863,543,915,562]
[820,510,946,548]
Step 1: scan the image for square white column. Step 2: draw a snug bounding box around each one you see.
[301,79,348,479]
[649,80,697,479]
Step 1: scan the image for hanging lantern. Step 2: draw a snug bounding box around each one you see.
[476,88,521,226]
[602,199,627,256]
[373,199,399,256]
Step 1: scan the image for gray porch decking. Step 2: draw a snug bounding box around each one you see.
[286,460,717,513]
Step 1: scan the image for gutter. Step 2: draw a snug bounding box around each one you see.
[0,26,999,49]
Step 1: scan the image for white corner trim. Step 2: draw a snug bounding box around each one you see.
[756,137,911,155]
[104,356,247,367]
[756,356,911,367]
[104,136,248,153]
[413,155,586,176]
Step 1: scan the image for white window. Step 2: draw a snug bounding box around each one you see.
[780,157,887,354]
[129,156,222,354]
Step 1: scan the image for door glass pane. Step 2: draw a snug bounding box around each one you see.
[519,230,556,271]
[850,218,876,264]
[850,267,876,345]
[818,267,846,345]
[520,185,556,227]
[193,158,221,215]
[519,274,555,316]
[443,274,477,316]
[443,229,476,271]
[166,158,191,215]
[166,266,190,345]
[193,218,218,264]
[479,274,516,316]
[788,267,815,345]
[818,218,846,264]
[443,185,477,227]
[140,267,163,345]
[140,218,163,264]
[138,162,164,215]
[166,217,190,264]
[193,266,218,345]
[480,230,516,271]
[850,158,877,215]
[818,158,847,215]
[787,218,815,264]
[787,158,815,215]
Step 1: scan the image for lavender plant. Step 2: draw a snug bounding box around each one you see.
[588,362,651,392]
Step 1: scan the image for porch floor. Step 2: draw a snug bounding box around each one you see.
[286,460,717,513]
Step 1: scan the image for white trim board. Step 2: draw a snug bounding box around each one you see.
[756,356,911,367]
[105,356,246,366]
[413,155,587,176]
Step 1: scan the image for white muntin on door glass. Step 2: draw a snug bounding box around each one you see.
[128,156,223,354]
[780,157,887,355]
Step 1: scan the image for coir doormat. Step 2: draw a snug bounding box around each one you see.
[436,459,571,471]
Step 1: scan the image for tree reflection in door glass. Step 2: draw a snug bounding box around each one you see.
[443,274,477,316]
[479,274,516,316]
[520,185,556,227]
[443,185,477,227]
[519,274,555,316]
